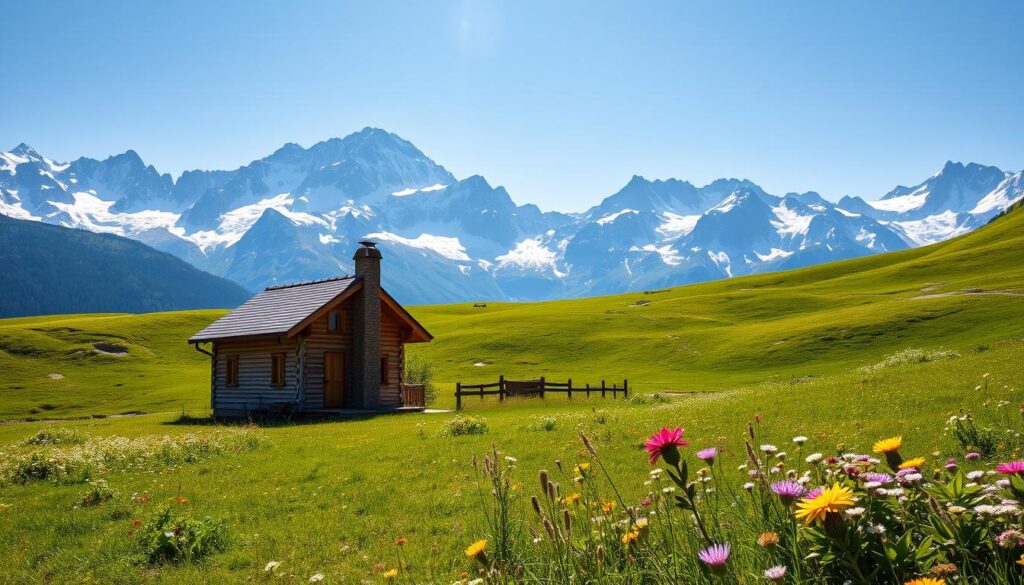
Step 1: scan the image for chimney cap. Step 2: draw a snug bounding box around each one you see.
[358,240,377,248]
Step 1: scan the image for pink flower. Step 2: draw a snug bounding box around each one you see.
[803,486,825,500]
[764,565,787,581]
[996,461,1024,475]
[698,543,730,575]
[770,481,805,505]
[645,427,688,465]
[697,447,717,464]
[965,452,981,461]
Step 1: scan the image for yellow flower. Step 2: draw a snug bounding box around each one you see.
[1018,553,1024,567]
[562,492,582,505]
[794,483,856,526]
[873,436,903,453]
[602,501,617,514]
[465,539,487,558]
[905,578,945,585]
[621,530,638,545]
[899,457,926,470]
[383,568,399,580]
[574,463,591,477]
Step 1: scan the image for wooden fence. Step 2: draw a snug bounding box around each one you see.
[455,376,627,410]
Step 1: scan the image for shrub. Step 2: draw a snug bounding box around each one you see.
[858,348,961,372]
[23,428,84,446]
[528,416,558,432]
[439,415,488,437]
[627,393,670,405]
[404,354,439,405]
[78,479,117,507]
[136,506,228,564]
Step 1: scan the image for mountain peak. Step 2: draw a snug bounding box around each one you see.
[10,143,40,158]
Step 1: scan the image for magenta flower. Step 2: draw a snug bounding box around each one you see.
[769,481,805,505]
[698,543,731,576]
[803,486,825,500]
[697,447,717,464]
[966,452,981,461]
[996,461,1024,475]
[645,427,688,465]
[945,458,958,471]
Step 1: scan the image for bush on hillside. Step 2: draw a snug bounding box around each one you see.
[627,392,670,405]
[77,479,117,507]
[858,348,961,372]
[528,415,558,432]
[23,428,85,446]
[136,506,228,564]
[404,354,439,405]
[439,415,488,437]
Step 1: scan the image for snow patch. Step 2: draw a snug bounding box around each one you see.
[657,212,700,238]
[891,211,970,246]
[495,238,564,277]
[391,183,447,197]
[707,250,733,277]
[319,234,340,245]
[971,175,1024,215]
[48,192,180,237]
[868,188,928,212]
[771,203,813,237]
[366,231,471,261]
[596,209,638,225]
[754,248,793,262]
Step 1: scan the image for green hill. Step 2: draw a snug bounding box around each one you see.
[0,206,1022,419]
[0,214,251,318]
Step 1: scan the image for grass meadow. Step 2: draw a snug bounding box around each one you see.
[0,210,1022,582]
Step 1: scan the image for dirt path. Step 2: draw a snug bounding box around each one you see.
[911,288,1023,301]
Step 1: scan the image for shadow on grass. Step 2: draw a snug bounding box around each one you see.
[163,411,383,428]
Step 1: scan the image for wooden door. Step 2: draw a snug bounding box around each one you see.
[324,352,345,408]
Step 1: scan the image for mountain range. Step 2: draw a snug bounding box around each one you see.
[2,128,1022,304]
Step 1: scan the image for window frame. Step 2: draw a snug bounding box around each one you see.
[225,355,239,388]
[271,353,287,388]
[327,310,341,333]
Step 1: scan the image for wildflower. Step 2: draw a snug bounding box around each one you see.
[795,483,855,525]
[757,531,779,548]
[965,452,981,461]
[644,427,688,466]
[944,458,958,471]
[465,539,488,563]
[602,501,617,514]
[863,472,893,485]
[866,523,886,534]
[966,470,985,480]
[697,447,717,464]
[845,507,865,517]
[996,529,1024,548]
[395,537,406,546]
[742,482,754,491]
[947,505,966,514]
[265,561,283,572]
[805,452,823,463]
[309,574,325,583]
[760,444,778,454]
[697,543,731,576]
[804,486,825,499]
[930,563,956,576]
[563,492,582,505]
[383,568,398,580]
[770,481,805,506]
[621,530,639,545]
[996,461,1024,475]
[899,457,926,470]
[1018,553,1024,567]
[764,565,787,581]
[873,436,903,453]
[904,579,946,585]
[575,462,591,476]
[649,468,664,478]
[793,436,808,445]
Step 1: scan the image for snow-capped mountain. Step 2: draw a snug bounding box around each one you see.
[2,130,1021,304]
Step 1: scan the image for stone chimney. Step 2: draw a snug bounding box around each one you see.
[352,240,382,408]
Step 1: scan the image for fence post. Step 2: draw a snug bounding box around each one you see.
[624,379,628,398]
[586,383,590,398]
[456,382,462,411]
[540,376,546,399]
[601,380,606,398]
[499,375,505,402]
[567,378,572,400]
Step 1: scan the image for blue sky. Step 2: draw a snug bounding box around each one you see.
[2,1,1022,212]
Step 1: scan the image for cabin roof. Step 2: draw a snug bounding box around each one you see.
[189,276,359,342]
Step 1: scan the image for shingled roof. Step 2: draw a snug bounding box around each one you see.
[189,276,360,342]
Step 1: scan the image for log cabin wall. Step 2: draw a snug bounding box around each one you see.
[379,307,405,407]
[212,336,298,416]
[301,301,355,410]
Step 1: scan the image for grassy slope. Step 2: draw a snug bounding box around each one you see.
[1,206,1022,420]
[0,211,1022,582]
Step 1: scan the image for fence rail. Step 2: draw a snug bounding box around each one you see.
[455,376,627,410]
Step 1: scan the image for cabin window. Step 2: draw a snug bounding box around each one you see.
[380,355,389,384]
[226,355,239,387]
[328,310,341,332]
[271,353,286,387]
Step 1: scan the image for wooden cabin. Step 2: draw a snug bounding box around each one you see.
[189,241,433,417]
